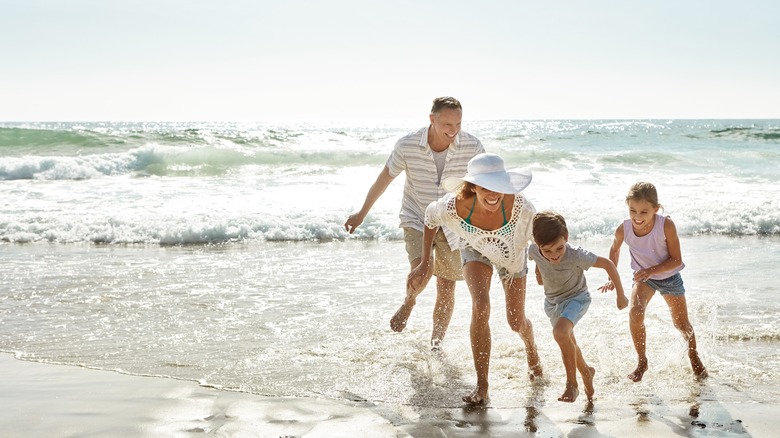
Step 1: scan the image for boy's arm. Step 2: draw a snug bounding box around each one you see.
[535,264,543,285]
[594,256,628,310]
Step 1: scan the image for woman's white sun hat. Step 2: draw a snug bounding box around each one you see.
[442,153,532,194]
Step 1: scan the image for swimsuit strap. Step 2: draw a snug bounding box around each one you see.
[464,196,477,225]
[464,197,508,226]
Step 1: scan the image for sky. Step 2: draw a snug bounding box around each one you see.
[1,0,779,121]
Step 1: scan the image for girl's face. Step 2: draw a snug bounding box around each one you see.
[627,198,660,233]
[474,186,505,213]
[539,236,567,264]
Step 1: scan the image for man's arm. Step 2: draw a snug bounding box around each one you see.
[344,166,395,234]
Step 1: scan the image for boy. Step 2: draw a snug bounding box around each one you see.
[529,211,628,402]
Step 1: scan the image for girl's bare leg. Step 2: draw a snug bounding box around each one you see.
[663,294,708,379]
[462,261,493,405]
[628,283,656,382]
[503,276,543,380]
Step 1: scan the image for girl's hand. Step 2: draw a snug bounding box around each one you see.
[633,268,654,283]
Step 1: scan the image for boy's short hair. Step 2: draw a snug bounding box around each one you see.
[532,211,568,246]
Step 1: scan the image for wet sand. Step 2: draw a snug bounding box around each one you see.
[0,353,773,437]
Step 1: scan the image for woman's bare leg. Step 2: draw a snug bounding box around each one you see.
[503,276,542,380]
[462,261,493,405]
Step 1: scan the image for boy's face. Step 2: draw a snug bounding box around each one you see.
[539,236,567,264]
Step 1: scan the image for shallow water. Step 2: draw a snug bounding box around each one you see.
[1,235,778,408]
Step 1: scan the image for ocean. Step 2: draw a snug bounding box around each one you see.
[1,119,778,413]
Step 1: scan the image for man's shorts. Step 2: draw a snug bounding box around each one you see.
[544,292,591,326]
[403,228,463,281]
[640,273,686,296]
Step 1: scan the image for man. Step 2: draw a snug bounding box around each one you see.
[344,97,485,347]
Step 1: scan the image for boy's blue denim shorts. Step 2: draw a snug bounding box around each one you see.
[460,245,527,279]
[638,273,686,296]
[544,292,591,326]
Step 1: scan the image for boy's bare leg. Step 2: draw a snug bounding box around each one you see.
[462,262,492,405]
[431,277,455,346]
[553,318,579,402]
[664,294,708,379]
[628,284,655,382]
[390,257,433,332]
[572,332,596,401]
[503,276,543,380]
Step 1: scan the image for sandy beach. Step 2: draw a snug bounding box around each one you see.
[0,353,774,437]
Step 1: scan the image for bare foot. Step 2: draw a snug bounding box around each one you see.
[690,353,708,379]
[389,302,414,332]
[557,384,579,403]
[628,359,648,382]
[462,387,489,406]
[582,366,596,401]
[527,347,544,381]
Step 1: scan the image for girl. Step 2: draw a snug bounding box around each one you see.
[604,182,707,382]
[407,153,543,405]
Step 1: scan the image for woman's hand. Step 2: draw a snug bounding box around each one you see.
[407,260,432,295]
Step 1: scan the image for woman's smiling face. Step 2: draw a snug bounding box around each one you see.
[474,185,505,213]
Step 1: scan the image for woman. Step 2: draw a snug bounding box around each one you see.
[407,153,543,405]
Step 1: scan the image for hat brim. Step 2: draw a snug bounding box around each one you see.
[442,168,532,194]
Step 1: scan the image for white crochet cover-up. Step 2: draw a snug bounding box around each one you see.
[424,192,536,276]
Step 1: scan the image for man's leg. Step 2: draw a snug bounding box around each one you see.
[430,230,460,345]
[431,276,455,346]
[390,228,432,332]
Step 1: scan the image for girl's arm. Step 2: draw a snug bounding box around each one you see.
[601,225,624,291]
[594,256,628,309]
[662,216,684,269]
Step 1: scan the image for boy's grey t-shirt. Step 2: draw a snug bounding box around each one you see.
[529,243,598,304]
